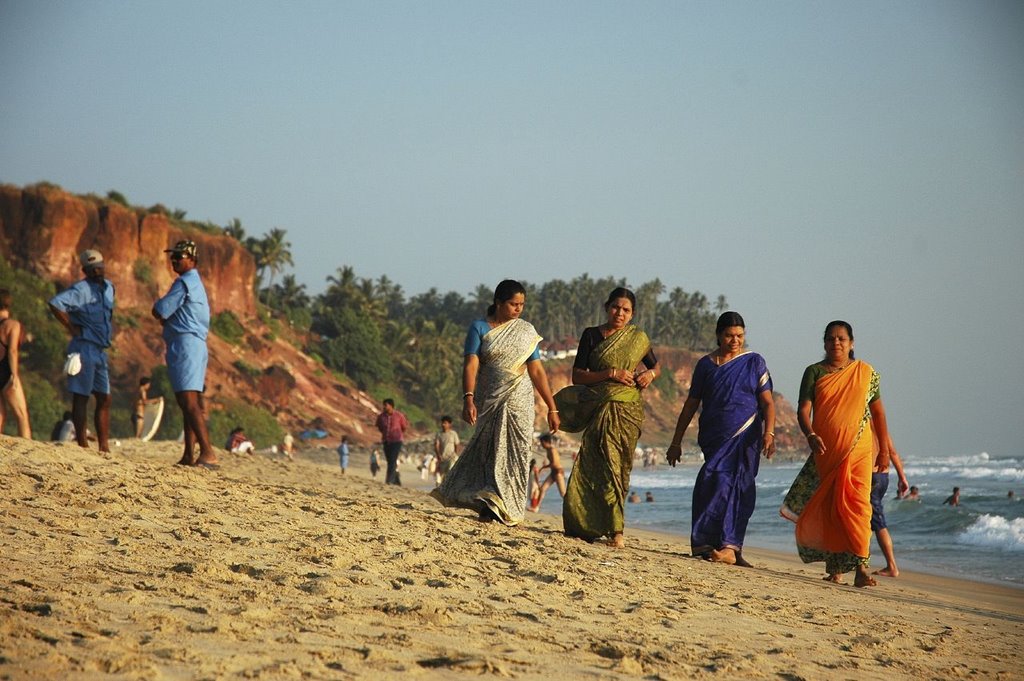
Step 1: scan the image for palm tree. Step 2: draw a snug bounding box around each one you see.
[223,218,246,242]
[257,228,294,292]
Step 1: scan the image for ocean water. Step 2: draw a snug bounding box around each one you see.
[533,451,1024,587]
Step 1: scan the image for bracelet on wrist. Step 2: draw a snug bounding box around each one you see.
[766,432,775,438]
[463,392,474,398]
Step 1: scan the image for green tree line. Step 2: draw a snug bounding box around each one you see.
[233,225,725,424]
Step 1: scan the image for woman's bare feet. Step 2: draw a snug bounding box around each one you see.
[873,566,899,578]
[709,547,737,565]
[854,566,878,587]
[823,573,843,584]
[605,533,625,548]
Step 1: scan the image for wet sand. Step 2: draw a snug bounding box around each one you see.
[2,435,1021,679]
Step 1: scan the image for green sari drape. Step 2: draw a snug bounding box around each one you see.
[557,325,651,541]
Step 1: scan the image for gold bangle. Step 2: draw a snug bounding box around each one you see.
[549,410,558,414]
[766,432,775,438]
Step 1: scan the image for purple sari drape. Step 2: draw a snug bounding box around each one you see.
[690,352,772,555]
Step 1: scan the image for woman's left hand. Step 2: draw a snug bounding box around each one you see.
[762,433,776,459]
[547,410,560,433]
[634,369,655,389]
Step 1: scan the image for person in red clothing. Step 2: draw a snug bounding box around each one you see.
[375,398,408,485]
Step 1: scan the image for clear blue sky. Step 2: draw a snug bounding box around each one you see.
[2,1,1022,459]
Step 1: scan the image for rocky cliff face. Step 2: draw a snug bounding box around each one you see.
[0,184,256,315]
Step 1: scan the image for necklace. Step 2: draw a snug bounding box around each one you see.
[824,360,852,373]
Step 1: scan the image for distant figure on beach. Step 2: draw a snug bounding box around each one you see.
[375,398,408,485]
[528,433,566,512]
[1009,491,1015,500]
[433,416,460,485]
[337,435,349,474]
[645,491,655,503]
[226,426,255,454]
[0,288,31,438]
[667,311,775,567]
[557,288,659,548]
[627,491,640,503]
[280,431,295,460]
[132,377,161,438]
[871,440,910,578]
[152,240,216,469]
[369,448,381,477]
[904,485,920,501]
[48,249,114,452]
[431,279,560,525]
[50,411,76,442]
[780,321,893,588]
[943,487,960,506]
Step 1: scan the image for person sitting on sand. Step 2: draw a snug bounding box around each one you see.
[50,411,76,442]
[528,433,567,512]
[226,426,255,454]
[943,487,960,507]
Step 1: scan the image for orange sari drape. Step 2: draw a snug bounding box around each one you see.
[794,361,877,571]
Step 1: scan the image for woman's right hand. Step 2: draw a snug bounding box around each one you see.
[807,433,826,456]
[609,368,635,386]
[666,443,682,467]
[462,399,477,426]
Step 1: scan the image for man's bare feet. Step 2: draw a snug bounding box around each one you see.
[873,566,899,578]
[176,455,194,466]
[709,547,737,565]
[734,552,754,568]
[605,533,625,548]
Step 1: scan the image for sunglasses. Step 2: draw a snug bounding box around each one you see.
[170,253,187,261]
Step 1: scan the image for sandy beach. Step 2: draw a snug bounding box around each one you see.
[2,435,1021,680]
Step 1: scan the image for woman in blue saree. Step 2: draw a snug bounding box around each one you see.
[666,312,776,566]
[431,280,560,526]
[556,288,660,548]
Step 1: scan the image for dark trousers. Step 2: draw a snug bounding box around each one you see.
[383,441,403,485]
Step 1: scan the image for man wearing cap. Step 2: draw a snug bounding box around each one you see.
[152,240,217,468]
[48,249,116,452]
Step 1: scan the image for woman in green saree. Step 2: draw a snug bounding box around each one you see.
[556,288,660,547]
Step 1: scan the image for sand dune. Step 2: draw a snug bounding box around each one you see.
[1,434,1021,679]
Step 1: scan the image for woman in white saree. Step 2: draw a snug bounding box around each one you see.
[431,280,560,525]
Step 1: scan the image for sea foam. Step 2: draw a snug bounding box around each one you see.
[957,514,1024,552]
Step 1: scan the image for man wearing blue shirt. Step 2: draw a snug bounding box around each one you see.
[152,240,217,468]
[49,249,115,452]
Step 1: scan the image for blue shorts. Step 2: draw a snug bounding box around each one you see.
[66,339,110,396]
[870,472,889,531]
[166,334,208,393]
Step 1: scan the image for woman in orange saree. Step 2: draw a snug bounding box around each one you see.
[780,321,892,587]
